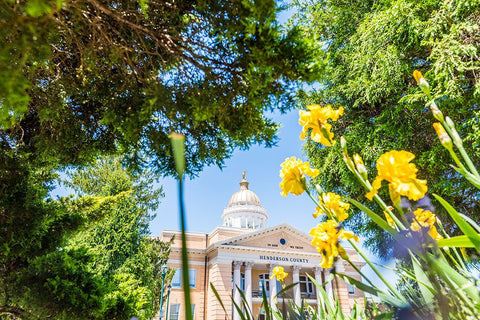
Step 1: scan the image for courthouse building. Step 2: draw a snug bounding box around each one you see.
[159,174,365,320]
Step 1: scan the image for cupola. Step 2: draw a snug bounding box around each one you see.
[222,172,268,230]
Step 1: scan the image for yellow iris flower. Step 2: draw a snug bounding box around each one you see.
[310,220,359,269]
[270,266,288,282]
[313,192,350,222]
[280,157,319,196]
[299,104,344,146]
[365,150,427,202]
[411,208,443,241]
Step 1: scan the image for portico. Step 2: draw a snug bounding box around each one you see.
[231,260,326,319]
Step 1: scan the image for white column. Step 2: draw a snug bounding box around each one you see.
[292,265,301,306]
[314,267,324,311]
[268,264,278,310]
[233,261,242,320]
[324,268,334,305]
[244,262,254,314]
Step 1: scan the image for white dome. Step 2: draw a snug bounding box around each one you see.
[222,173,268,230]
[227,181,261,207]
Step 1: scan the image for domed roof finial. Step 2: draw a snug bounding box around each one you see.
[240,171,249,190]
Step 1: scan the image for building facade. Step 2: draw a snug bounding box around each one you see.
[159,175,365,320]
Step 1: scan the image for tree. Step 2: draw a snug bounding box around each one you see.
[0,151,105,319]
[64,157,170,319]
[291,0,480,258]
[1,0,319,175]
[0,156,170,319]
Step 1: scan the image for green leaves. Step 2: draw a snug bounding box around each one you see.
[1,0,318,177]
[434,194,480,250]
[436,235,476,248]
[59,157,169,319]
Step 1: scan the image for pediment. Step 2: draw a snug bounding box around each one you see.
[219,223,317,254]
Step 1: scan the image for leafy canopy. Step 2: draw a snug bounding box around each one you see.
[1,0,319,175]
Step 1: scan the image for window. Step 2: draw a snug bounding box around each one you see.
[171,269,197,288]
[259,273,270,297]
[348,283,356,295]
[258,308,266,320]
[259,274,281,297]
[172,269,181,288]
[169,304,180,320]
[189,269,197,288]
[231,272,245,291]
[191,304,195,319]
[247,216,253,228]
[299,275,315,296]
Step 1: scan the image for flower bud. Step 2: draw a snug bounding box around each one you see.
[340,136,347,149]
[343,153,355,173]
[353,153,368,179]
[340,137,356,172]
[413,70,423,83]
[429,102,444,122]
[432,122,453,150]
[413,70,430,95]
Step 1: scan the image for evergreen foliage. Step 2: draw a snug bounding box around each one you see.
[64,157,170,319]
[0,151,101,319]
[292,0,480,258]
[0,156,170,319]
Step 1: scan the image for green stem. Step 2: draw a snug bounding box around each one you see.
[179,178,193,320]
[446,145,469,173]
[304,188,321,207]
[442,121,480,178]
[373,194,407,231]
[436,220,467,272]
[457,145,480,179]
